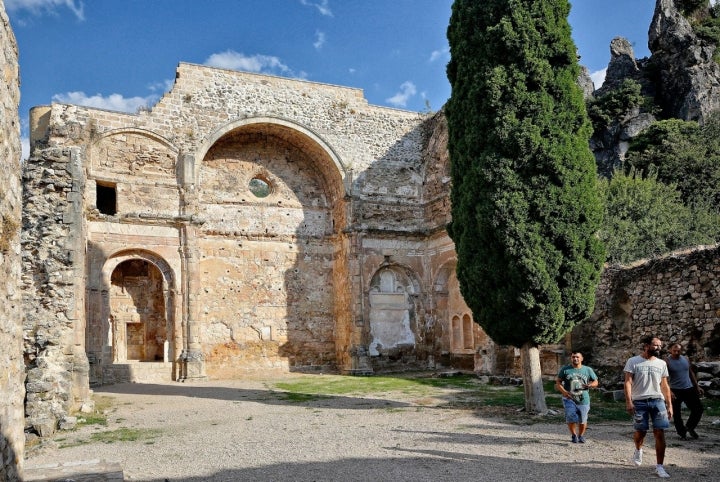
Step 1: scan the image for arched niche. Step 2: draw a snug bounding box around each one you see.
[89,128,178,181]
[367,265,422,357]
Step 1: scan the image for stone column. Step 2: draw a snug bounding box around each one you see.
[342,232,373,374]
[180,224,206,380]
[178,152,206,380]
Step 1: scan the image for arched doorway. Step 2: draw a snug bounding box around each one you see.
[109,259,168,362]
[95,250,178,384]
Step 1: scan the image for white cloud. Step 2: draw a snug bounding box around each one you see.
[147,79,174,93]
[5,0,85,20]
[21,136,29,161]
[429,47,449,63]
[300,0,332,17]
[51,91,157,113]
[385,81,417,108]
[204,50,291,75]
[590,68,606,89]
[313,31,326,50]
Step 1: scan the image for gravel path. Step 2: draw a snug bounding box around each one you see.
[24,374,720,481]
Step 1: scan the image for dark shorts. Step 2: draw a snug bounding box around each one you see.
[632,398,670,431]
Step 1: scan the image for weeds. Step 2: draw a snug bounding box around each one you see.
[89,428,161,444]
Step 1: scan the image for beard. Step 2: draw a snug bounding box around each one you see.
[649,348,660,357]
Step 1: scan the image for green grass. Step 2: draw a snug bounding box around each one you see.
[272,374,720,425]
[76,395,116,427]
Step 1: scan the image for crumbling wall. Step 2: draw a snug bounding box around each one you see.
[22,108,91,436]
[572,244,720,384]
[0,1,24,479]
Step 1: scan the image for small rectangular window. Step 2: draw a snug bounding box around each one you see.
[96,182,117,215]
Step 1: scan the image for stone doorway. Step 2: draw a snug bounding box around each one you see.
[109,259,169,363]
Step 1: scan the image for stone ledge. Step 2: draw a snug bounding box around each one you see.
[24,459,124,481]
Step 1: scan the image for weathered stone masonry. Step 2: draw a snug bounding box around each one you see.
[0,0,24,478]
[572,245,720,389]
[22,61,720,437]
[23,63,496,433]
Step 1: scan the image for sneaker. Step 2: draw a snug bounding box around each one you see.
[678,432,687,440]
[571,434,578,443]
[688,428,699,439]
[632,448,643,466]
[655,465,670,478]
[578,435,586,443]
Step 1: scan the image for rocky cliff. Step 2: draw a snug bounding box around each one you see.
[590,0,720,176]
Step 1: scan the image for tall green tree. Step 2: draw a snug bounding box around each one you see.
[445,0,605,413]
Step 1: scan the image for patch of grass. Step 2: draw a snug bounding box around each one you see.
[272,374,720,425]
[274,375,424,395]
[58,439,91,449]
[78,414,108,426]
[76,395,116,427]
[89,428,161,444]
[383,407,406,413]
[273,373,481,399]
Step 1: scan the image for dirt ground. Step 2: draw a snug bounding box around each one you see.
[23,373,720,481]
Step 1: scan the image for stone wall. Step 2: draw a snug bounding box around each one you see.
[0,1,24,479]
[22,64,501,434]
[572,244,720,385]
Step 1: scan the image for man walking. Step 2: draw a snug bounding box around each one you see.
[624,336,673,478]
[666,343,704,440]
[556,351,598,443]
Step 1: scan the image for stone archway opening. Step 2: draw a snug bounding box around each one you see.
[109,259,168,363]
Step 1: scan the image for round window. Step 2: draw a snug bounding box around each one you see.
[249,177,271,198]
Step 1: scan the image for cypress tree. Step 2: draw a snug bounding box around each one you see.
[445,0,605,412]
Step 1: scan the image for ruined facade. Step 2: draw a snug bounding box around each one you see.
[23,63,511,433]
[0,0,24,478]
[21,61,720,438]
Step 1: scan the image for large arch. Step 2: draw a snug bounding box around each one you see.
[185,117,352,375]
[193,116,348,200]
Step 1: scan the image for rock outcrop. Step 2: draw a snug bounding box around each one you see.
[649,0,720,122]
[589,0,720,176]
[589,38,657,177]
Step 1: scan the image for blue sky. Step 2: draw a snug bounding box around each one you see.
[6,0,657,158]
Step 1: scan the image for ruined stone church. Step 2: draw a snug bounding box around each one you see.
[24,63,521,430]
[22,0,720,436]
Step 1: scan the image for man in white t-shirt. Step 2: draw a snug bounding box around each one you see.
[624,336,673,478]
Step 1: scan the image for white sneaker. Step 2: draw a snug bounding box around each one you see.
[632,448,643,466]
[655,465,670,478]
